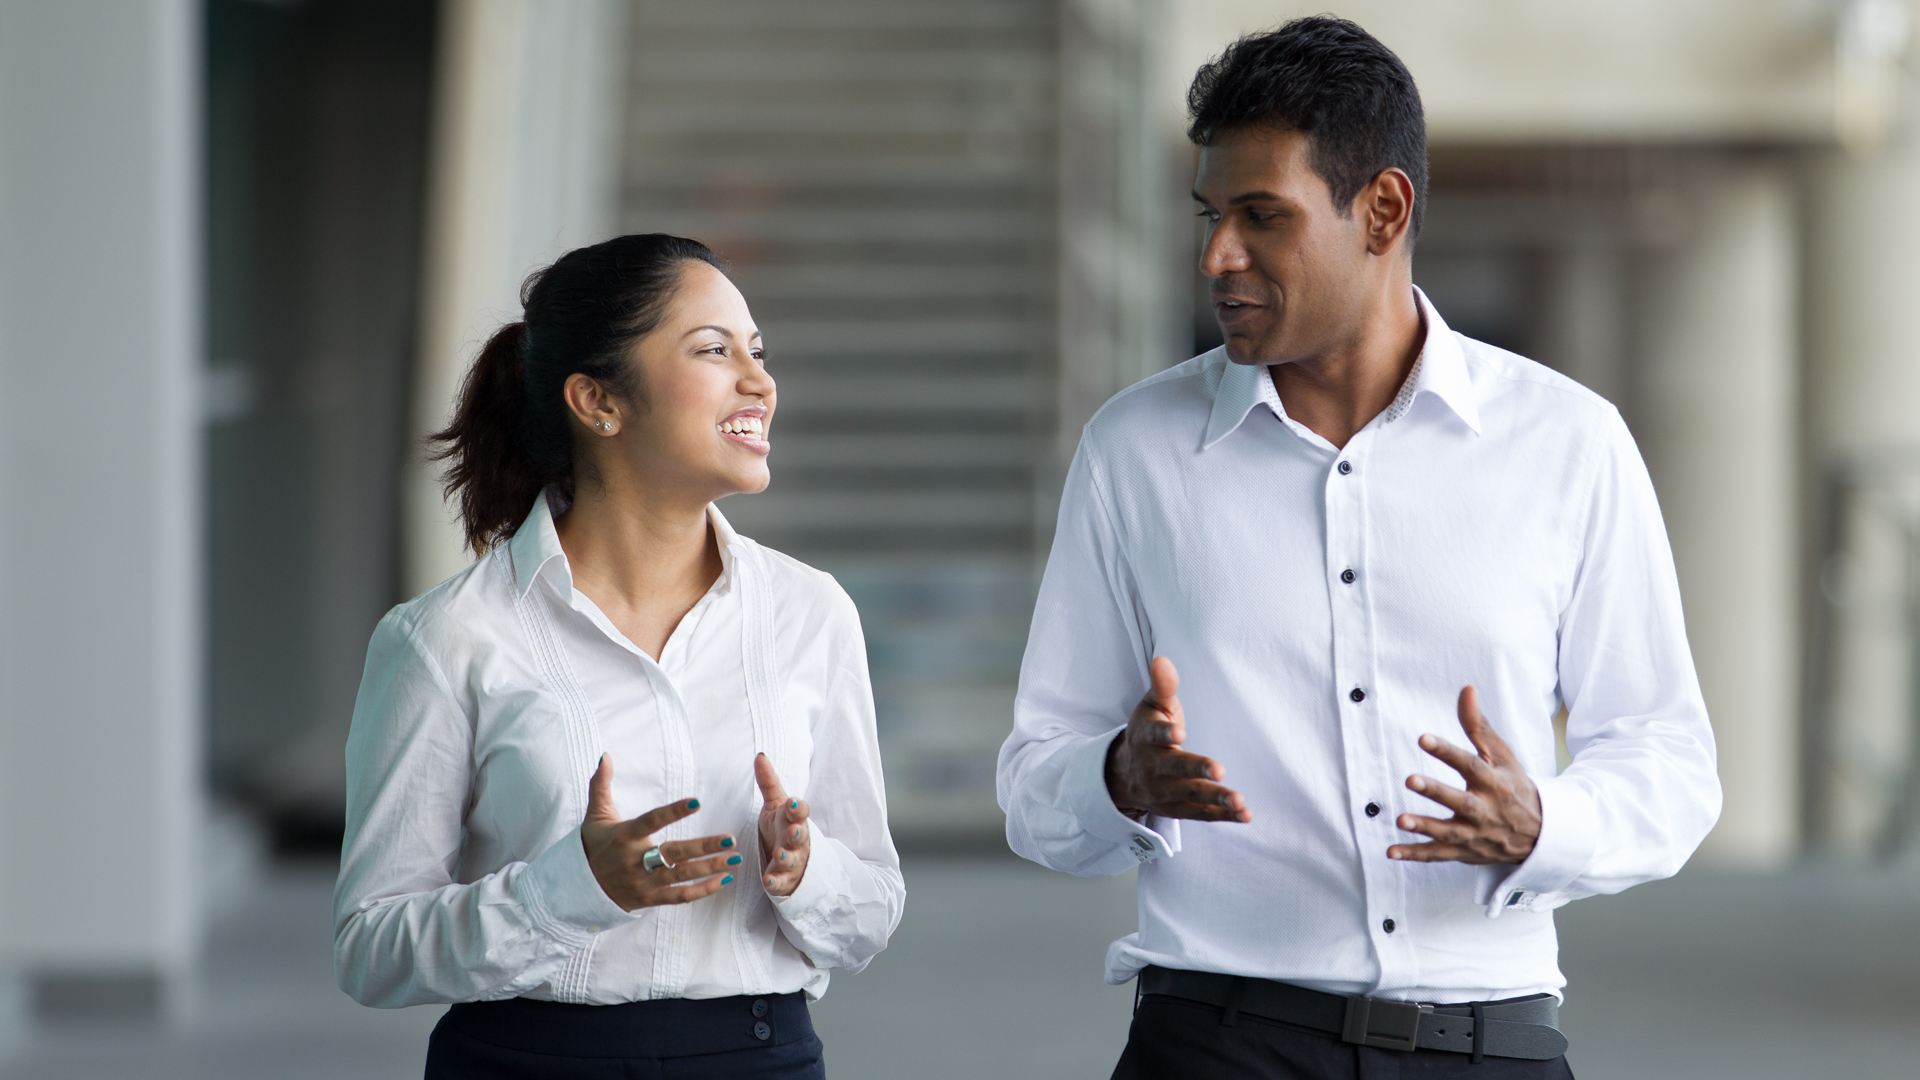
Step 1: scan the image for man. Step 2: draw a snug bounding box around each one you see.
[997,17,1720,1080]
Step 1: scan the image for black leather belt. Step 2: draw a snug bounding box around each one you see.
[1138,966,1568,1061]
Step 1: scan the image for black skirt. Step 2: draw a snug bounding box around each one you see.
[424,992,824,1079]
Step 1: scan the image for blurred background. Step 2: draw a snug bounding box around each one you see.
[5,0,1920,1076]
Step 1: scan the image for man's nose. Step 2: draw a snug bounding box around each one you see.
[1199,224,1250,278]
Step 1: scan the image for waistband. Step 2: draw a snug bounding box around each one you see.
[438,991,813,1059]
[1138,966,1567,1061]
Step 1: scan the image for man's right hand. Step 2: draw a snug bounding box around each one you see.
[581,754,740,911]
[1104,656,1251,822]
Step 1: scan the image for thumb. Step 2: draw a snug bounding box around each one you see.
[754,752,786,807]
[585,754,618,823]
[1149,655,1180,710]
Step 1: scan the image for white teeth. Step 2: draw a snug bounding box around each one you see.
[720,417,765,438]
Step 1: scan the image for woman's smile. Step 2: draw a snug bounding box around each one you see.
[718,404,770,453]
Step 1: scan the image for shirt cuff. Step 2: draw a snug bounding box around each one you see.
[1062,728,1179,864]
[1484,774,1599,917]
[513,828,640,947]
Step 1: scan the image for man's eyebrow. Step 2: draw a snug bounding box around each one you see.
[1190,189,1285,205]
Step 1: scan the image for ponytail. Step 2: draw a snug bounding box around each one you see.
[426,233,727,554]
[427,322,554,553]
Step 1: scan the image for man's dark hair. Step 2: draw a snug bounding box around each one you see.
[1187,16,1428,238]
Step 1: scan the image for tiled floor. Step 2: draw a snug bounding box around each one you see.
[4,854,1917,1079]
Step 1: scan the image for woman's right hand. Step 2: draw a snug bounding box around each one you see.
[580,754,739,910]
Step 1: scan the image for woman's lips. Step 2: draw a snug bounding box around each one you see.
[718,408,770,454]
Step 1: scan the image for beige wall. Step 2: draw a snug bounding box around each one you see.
[1171,0,1847,143]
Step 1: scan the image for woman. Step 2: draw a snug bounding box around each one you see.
[333,234,903,1079]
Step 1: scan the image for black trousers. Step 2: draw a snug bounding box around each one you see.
[1112,994,1577,1080]
[424,992,824,1080]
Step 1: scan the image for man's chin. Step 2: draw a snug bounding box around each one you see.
[1221,331,1280,366]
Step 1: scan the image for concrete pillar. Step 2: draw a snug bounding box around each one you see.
[1802,123,1920,856]
[1054,0,1184,544]
[0,0,202,1020]
[405,0,630,595]
[1635,158,1800,866]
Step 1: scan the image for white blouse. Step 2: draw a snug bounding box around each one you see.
[333,493,903,1007]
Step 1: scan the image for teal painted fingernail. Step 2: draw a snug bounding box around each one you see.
[720,836,734,848]
[778,851,787,861]
[789,799,798,810]
[721,875,734,885]
[727,855,743,865]
[686,799,699,809]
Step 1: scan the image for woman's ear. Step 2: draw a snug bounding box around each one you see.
[564,373,621,437]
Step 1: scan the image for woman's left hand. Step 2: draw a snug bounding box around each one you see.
[755,753,811,896]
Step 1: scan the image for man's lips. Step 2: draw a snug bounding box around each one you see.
[1212,295,1265,324]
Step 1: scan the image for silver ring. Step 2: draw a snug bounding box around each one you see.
[641,846,671,872]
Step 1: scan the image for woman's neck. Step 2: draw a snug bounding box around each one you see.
[553,480,723,661]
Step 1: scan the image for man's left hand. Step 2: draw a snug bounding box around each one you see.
[1389,686,1542,865]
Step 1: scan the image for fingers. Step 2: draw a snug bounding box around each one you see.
[1405,773,1473,814]
[657,832,737,865]
[1148,655,1179,709]
[1417,732,1490,784]
[1395,812,1476,845]
[651,870,735,904]
[625,796,704,839]
[585,754,619,824]
[754,753,787,808]
[1387,840,1478,863]
[657,850,741,886]
[1456,685,1515,766]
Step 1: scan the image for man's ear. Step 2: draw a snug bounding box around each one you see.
[1361,167,1415,258]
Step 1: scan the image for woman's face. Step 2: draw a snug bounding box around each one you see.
[588,262,776,504]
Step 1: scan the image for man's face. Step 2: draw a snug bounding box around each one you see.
[1193,126,1374,366]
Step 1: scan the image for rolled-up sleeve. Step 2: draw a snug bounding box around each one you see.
[768,596,904,974]
[332,610,638,1007]
[1491,410,1722,916]
[998,441,1179,878]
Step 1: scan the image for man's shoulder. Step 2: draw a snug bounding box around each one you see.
[1081,349,1221,449]
[1459,334,1624,436]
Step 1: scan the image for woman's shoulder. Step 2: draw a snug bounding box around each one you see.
[377,547,521,657]
[736,537,862,631]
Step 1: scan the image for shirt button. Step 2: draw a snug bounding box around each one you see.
[1365,802,1380,817]
[752,999,770,1018]
[1340,568,1356,584]
[1338,460,1353,475]
[1383,918,1396,934]
[753,1020,772,1041]
[1350,687,1366,703]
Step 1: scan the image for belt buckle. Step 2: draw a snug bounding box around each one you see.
[1341,995,1429,1052]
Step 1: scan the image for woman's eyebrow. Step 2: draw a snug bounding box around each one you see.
[682,324,734,339]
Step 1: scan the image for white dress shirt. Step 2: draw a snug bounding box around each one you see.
[334,492,903,1007]
[998,289,1721,1004]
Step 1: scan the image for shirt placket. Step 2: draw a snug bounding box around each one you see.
[1323,426,1418,992]
[640,655,700,998]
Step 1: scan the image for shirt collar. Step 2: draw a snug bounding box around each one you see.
[1201,285,1481,450]
[507,488,742,599]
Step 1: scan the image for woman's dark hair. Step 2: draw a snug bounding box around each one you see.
[428,233,727,553]
[1187,16,1428,238]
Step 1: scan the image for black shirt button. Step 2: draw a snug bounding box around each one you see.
[1338,460,1353,474]
[753,1020,772,1041]
[1365,802,1380,817]
[1341,568,1356,584]
[752,999,769,1018]
[1383,918,1396,934]
[1350,687,1366,703]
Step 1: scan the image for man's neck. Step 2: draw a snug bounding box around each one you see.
[1269,285,1425,450]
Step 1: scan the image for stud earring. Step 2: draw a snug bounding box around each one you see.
[598,421,611,432]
